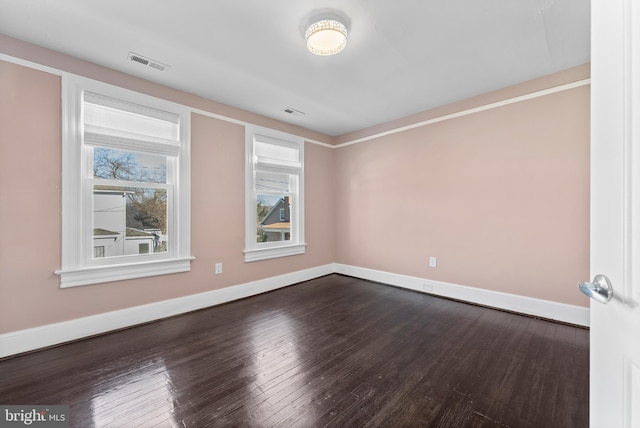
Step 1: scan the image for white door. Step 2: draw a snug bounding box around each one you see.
[588,0,640,426]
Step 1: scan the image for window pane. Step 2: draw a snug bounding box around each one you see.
[93,147,166,183]
[255,171,290,192]
[93,186,168,258]
[256,195,291,243]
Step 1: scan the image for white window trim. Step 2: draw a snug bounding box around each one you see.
[244,126,305,262]
[55,74,193,287]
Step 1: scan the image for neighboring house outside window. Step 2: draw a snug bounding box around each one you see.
[260,197,291,242]
[56,74,192,287]
[245,126,305,262]
[92,189,163,256]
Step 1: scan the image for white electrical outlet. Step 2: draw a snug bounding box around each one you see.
[429,257,437,268]
[215,263,223,274]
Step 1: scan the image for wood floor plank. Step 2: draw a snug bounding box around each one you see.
[0,274,588,427]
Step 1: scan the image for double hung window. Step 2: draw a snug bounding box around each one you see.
[57,75,191,287]
[245,127,305,262]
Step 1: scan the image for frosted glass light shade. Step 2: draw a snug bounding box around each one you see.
[305,19,347,56]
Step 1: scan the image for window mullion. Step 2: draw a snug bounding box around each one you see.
[91,178,170,190]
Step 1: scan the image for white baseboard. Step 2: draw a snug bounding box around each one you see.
[0,264,334,358]
[334,264,589,327]
[0,262,588,358]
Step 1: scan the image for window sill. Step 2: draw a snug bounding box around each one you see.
[55,256,195,288]
[244,243,306,262]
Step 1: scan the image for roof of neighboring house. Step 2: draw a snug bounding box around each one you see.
[126,227,155,237]
[93,227,156,238]
[94,228,119,236]
[260,197,288,226]
[261,222,290,231]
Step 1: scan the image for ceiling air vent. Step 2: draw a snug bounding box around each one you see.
[284,107,306,116]
[128,52,170,72]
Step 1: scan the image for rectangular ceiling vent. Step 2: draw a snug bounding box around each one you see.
[284,107,306,116]
[128,52,170,72]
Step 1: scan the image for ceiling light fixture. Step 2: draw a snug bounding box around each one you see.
[305,18,348,56]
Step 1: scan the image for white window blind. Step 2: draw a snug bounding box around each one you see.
[254,136,301,172]
[83,91,181,156]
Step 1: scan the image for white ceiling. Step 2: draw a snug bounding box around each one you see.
[0,0,590,137]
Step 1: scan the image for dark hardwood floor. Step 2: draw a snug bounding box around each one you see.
[0,274,589,427]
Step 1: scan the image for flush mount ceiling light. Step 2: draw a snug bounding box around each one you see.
[305,18,348,56]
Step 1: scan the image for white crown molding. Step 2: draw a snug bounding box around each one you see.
[0,52,331,148]
[336,79,591,148]
[334,264,589,327]
[0,52,588,150]
[0,52,63,76]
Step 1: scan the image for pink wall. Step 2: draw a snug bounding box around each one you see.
[0,57,336,333]
[335,75,590,307]
[0,34,590,337]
